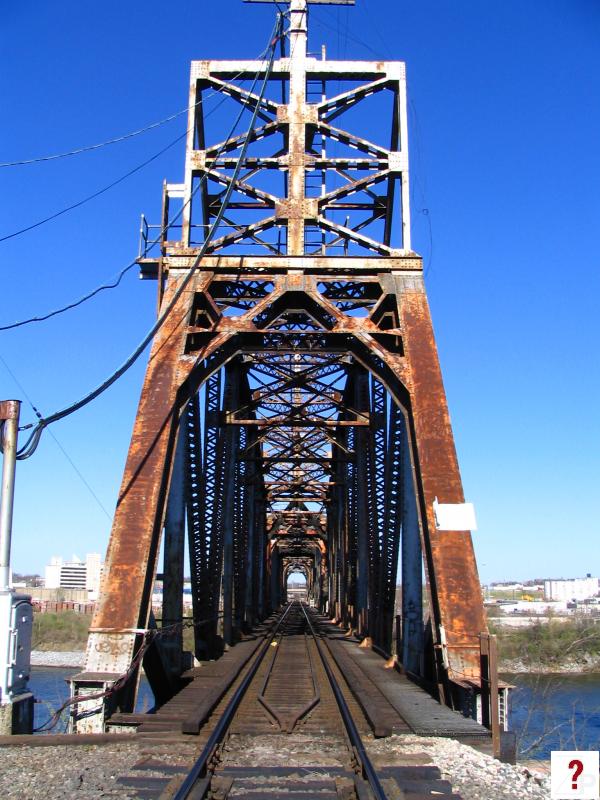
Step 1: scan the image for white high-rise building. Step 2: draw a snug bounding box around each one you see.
[85,553,102,598]
[44,554,103,598]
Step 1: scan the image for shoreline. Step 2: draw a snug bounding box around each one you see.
[31,650,600,675]
[500,658,600,674]
[31,651,84,668]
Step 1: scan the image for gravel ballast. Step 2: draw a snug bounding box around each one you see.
[368,734,550,800]
[0,733,551,799]
[0,740,198,800]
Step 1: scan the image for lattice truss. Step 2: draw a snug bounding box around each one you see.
[156,2,410,258]
[77,2,487,722]
[181,272,405,653]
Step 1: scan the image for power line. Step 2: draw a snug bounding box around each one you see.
[0,353,111,520]
[0,45,271,170]
[0,260,138,331]
[12,12,284,461]
[46,430,112,520]
[0,55,268,246]
[0,61,273,330]
[311,10,384,59]
[0,132,186,244]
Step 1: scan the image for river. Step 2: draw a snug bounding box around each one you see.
[504,672,600,759]
[28,667,600,758]
[29,666,155,733]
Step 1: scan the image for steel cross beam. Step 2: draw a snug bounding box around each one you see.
[74,0,493,736]
[137,0,410,274]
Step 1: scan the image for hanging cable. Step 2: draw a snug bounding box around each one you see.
[11,12,283,461]
[0,96,227,331]
[0,50,274,247]
[0,44,272,169]
[0,52,276,330]
[0,133,186,244]
[0,354,112,518]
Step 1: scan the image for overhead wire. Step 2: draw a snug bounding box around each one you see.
[0,108,191,169]
[0,51,273,246]
[11,11,284,461]
[0,43,272,170]
[0,50,274,330]
[315,2,435,276]
[0,133,186,244]
[0,353,112,520]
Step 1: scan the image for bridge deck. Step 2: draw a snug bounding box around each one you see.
[110,615,490,749]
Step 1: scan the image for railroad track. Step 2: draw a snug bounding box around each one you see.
[116,603,462,799]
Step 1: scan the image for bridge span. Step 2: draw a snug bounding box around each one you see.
[53,0,511,768]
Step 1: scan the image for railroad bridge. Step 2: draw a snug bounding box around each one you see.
[65,0,505,773]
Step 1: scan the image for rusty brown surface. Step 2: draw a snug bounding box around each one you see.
[0,400,20,420]
[398,284,486,679]
[88,0,490,714]
[92,275,199,632]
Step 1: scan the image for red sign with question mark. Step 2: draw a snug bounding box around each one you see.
[570,759,585,791]
[551,751,599,799]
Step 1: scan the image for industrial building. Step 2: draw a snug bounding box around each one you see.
[544,575,599,602]
[44,554,103,599]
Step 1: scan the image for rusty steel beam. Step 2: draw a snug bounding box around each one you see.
[76,0,491,733]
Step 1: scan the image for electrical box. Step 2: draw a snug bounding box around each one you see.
[0,592,32,702]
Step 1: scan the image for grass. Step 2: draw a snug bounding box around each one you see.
[32,611,91,651]
[491,617,600,667]
[32,609,600,670]
[31,610,197,653]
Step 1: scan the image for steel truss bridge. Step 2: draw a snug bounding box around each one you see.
[70,0,496,739]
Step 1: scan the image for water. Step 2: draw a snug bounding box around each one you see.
[505,673,600,759]
[29,667,600,757]
[29,666,155,733]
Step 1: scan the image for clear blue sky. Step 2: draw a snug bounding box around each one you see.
[1,1,598,584]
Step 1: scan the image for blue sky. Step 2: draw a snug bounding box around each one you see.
[1,0,598,583]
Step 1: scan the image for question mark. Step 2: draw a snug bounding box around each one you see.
[569,759,584,790]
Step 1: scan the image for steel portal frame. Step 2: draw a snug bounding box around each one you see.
[71,0,488,732]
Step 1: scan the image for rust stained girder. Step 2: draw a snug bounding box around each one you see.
[397,278,486,680]
[79,0,491,730]
[86,274,235,675]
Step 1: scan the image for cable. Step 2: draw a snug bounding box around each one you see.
[0,132,186,244]
[13,12,283,461]
[0,55,274,330]
[0,43,272,169]
[0,44,276,244]
[0,260,138,332]
[0,109,191,169]
[0,94,230,331]
[34,611,226,732]
[311,11,383,60]
[0,354,112,519]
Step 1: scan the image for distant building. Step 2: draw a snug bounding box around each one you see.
[44,554,104,600]
[544,575,599,602]
[490,582,523,591]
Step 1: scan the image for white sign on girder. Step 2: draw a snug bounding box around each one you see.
[433,498,478,531]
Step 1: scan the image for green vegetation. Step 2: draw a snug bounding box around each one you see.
[32,611,91,651]
[31,610,196,653]
[486,588,543,602]
[491,618,600,668]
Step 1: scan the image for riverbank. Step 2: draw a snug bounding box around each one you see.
[31,650,84,667]
[500,654,600,673]
[492,617,600,674]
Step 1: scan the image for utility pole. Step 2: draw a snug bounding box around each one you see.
[0,400,33,734]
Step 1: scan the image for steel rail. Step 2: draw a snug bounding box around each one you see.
[300,603,388,800]
[256,614,320,732]
[172,602,294,800]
